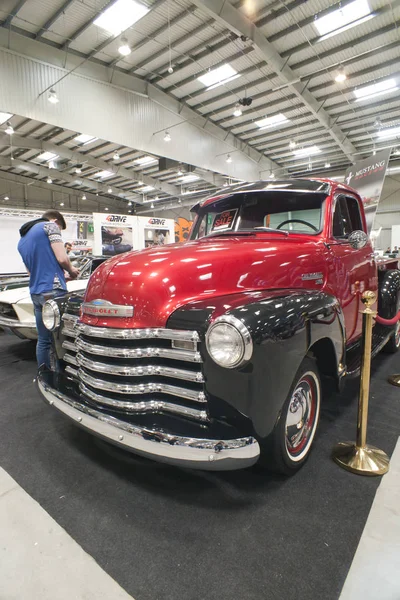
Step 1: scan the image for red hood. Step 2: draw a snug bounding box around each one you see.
[82,236,326,328]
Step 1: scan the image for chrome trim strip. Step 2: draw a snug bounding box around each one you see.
[37,373,260,471]
[76,337,202,363]
[76,322,199,342]
[80,383,209,422]
[79,369,206,403]
[64,352,78,366]
[62,340,77,352]
[62,313,79,323]
[76,353,204,383]
[0,316,36,329]
[61,327,77,338]
[65,365,79,378]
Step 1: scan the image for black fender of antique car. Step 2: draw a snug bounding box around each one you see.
[167,289,345,441]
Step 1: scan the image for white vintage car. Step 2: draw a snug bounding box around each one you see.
[0,257,105,340]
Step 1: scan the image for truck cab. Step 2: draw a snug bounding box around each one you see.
[37,179,400,475]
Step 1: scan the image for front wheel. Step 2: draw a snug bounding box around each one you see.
[383,319,400,353]
[259,357,321,476]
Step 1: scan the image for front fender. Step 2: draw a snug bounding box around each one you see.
[168,290,345,440]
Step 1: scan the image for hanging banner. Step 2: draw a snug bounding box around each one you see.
[344,148,391,233]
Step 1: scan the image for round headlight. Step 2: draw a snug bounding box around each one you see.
[206,315,253,368]
[42,300,61,331]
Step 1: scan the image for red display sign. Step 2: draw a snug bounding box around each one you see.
[212,209,237,231]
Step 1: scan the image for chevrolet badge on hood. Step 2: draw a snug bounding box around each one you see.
[82,299,134,317]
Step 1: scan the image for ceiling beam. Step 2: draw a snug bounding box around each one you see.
[2,0,28,27]
[186,0,358,162]
[35,0,76,40]
[0,133,180,198]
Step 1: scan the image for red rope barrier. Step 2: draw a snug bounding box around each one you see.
[375,310,400,326]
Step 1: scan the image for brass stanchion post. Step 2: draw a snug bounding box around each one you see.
[332,290,390,476]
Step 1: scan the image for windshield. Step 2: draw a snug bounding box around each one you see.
[191,191,327,239]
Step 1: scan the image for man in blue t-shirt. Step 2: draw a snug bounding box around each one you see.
[18,210,80,368]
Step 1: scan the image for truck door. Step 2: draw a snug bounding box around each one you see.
[327,194,377,343]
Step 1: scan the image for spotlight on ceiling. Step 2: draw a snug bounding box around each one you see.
[269,172,275,179]
[334,66,347,83]
[5,122,14,135]
[75,165,82,174]
[373,117,382,129]
[168,66,174,74]
[150,202,154,209]
[60,202,64,206]
[46,177,52,184]
[82,194,87,200]
[107,187,113,193]
[239,97,253,107]
[233,103,242,117]
[289,140,297,150]
[164,131,171,142]
[324,162,331,168]
[48,89,59,104]
[226,154,232,163]
[105,207,109,211]
[4,195,9,200]
[113,152,120,160]
[118,36,131,56]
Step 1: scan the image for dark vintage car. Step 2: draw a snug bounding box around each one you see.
[36,179,400,475]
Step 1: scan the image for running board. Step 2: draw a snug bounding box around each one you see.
[345,324,392,378]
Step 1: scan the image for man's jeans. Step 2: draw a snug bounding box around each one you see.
[31,290,66,369]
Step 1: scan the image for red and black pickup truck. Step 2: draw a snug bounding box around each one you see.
[37,179,400,475]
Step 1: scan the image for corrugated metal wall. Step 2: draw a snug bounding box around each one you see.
[0,40,271,182]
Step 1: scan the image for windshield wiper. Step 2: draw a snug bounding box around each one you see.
[203,230,254,239]
[252,227,289,236]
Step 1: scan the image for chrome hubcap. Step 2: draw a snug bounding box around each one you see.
[285,373,319,460]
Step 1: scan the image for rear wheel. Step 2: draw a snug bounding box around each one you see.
[259,357,321,476]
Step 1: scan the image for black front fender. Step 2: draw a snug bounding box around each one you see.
[169,290,345,440]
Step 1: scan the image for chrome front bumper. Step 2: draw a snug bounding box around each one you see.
[0,315,36,329]
[0,316,37,339]
[37,371,260,471]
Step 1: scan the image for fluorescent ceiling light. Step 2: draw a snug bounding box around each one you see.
[293,145,321,157]
[179,174,200,184]
[377,126,400,140]
[134,155,158,166]
[314,0,373,40]
[255,113,290,130]
[93,0,150,36]
[37,151,59,162]
[197,64,241,91]
[0,112,13,125]
[354,78,398,101]
[74,134,98,145]
[95,170,114,179]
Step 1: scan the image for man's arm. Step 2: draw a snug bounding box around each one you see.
[44,223,80,279]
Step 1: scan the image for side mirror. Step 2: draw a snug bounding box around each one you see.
[348,230,368,249]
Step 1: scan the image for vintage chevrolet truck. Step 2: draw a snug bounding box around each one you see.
[37,179,400,475]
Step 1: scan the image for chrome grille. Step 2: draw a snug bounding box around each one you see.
[61,316,207,422]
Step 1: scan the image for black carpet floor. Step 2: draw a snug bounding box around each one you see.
[0,331,399,600]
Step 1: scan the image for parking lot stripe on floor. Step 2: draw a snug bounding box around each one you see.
[339,436,400,600]
[0,467,134,600]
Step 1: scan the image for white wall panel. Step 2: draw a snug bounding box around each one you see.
[0,30,278,182]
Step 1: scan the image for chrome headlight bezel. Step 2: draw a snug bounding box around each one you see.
[42,300,61,331]
[206,315,253,369]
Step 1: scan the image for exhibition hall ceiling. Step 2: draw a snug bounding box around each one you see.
[0,0,399,212]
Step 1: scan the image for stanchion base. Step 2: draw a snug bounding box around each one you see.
[332,442,389,476]
[388,374,400,387]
